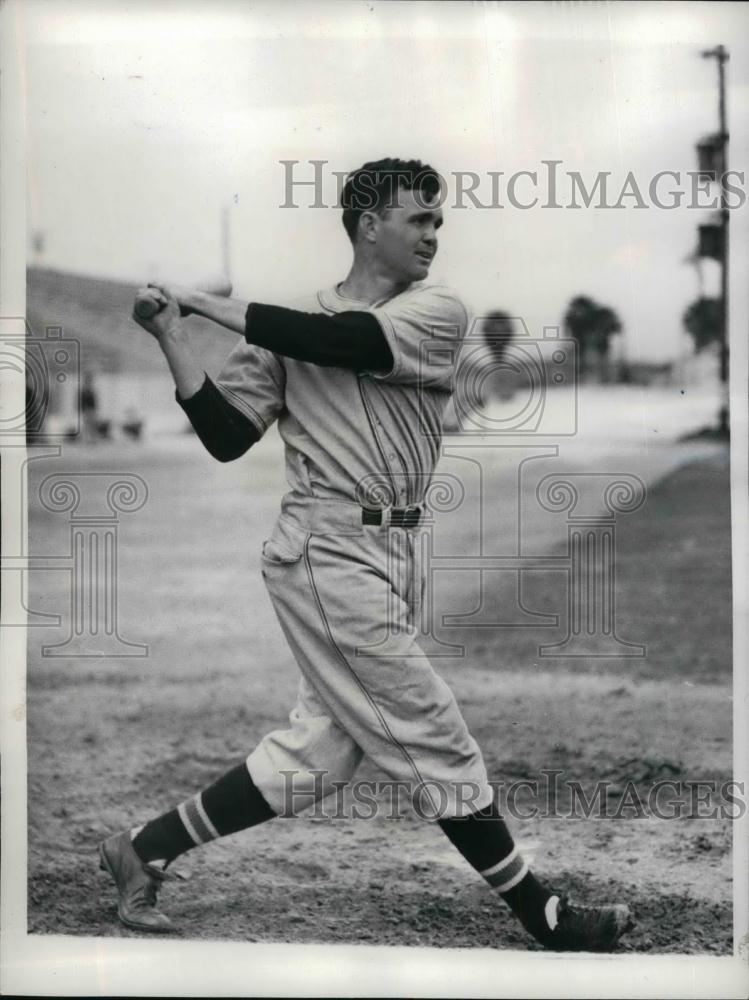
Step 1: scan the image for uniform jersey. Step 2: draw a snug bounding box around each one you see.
[208,279,491,820]
[215,281,469,508]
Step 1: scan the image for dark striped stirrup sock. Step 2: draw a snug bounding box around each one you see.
[439,801,559,942]
[131,762,276,866]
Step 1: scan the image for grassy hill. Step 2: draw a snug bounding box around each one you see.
[27,267,238,377]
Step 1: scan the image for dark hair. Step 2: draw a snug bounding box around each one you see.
[341,158,441,243]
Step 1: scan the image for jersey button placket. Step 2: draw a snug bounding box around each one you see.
[388,453,406,502]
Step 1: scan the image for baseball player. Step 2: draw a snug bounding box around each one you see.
[99,158,632,950]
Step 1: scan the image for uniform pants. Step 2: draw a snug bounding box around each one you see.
[247,504,493,820]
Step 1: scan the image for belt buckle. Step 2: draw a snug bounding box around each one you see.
[362,507,383,526]
[393,504,421,528]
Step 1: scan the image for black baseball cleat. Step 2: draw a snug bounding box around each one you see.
[98,830,178,933]
[540,895,634,952]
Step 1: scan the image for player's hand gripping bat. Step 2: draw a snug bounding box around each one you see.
[133,276,233,319]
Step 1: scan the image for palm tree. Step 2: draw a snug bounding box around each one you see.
[683,297,723,354]
[563,296,623,379]
[482,310,516,363]
[594,306,622,382]
[563,296,598,378]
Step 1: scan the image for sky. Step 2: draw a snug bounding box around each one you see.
[17,0,749,361]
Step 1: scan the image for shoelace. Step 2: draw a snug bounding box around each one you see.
[129,862,182,910]
[129,877,161,910]
[144,861,186,882]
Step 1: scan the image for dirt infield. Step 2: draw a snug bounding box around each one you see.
[26,444,733,952]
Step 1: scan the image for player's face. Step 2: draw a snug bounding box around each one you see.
[374,187,443,282]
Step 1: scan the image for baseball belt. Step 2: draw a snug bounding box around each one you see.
[277,494,426,533]
[361,504,423,528]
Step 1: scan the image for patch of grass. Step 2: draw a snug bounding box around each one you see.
[449,452,732,682]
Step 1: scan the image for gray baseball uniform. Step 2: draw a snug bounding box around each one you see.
[217,280,492,820]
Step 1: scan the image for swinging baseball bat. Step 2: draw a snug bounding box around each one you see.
[134,277,233,319]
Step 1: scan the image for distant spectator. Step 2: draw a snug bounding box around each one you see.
[81,370,99,442]
[122,408,144,441]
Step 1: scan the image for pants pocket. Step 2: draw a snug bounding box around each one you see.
[261,516,308,565]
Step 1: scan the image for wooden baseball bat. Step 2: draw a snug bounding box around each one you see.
[134,277,233,319]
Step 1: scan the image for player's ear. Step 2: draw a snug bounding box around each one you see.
[358,211,379,244]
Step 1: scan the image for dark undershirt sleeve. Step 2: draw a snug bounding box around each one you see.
[176,374,261,462]
[244,304,393,372]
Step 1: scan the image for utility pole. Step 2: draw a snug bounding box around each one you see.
[701,44,729,436]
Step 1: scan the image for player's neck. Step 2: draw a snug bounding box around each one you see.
[338,261,411,306]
